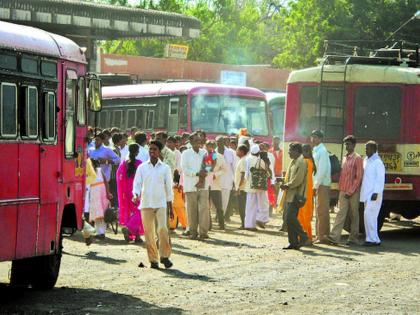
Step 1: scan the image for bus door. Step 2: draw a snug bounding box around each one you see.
[0,81,19,260]
[16,84,41,259]
[168,97,179,134]
[39,88,60,256]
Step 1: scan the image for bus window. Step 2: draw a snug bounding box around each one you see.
[0,53,17,71]
[168,98,179,134]
[146,110,154,129]
[113,110,123,128]
[43,92,56,141]
[65,70,77,158]
[77,77,86,126]
[126,109,136,130]
[21,56,38,75]
[354,86,401,139]
[99,110,108,128]
[299,86,344,138]
[191,95,268,136]
[21,86,38,139]
[40,60,57,78]
[0,82,17,138]
[179,96,188,129]
[136,109,144,128]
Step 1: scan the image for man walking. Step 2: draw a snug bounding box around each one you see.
[132,140,174,269]
[134,131,150,163]
[360,141,385,246]
[311,130,331,243]
[181,133,209,240]
[328,135,363,245]
[281,143,309,250]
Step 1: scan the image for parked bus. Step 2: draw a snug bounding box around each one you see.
[100,82,271,141]
[0,21,101,289]
[265,92,286,139]
[283,42,420,229]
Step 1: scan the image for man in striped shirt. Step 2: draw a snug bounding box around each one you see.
[328,135,364,245]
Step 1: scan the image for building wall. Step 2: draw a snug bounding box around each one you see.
[100,53,290,91]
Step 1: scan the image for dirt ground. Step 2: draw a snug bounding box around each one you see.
[1,213,420,315]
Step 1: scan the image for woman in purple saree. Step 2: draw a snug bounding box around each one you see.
[117,144,144,242]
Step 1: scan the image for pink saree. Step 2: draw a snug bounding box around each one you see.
[117,160,144,239]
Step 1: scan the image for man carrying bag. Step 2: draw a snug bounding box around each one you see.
[280,143,310,250]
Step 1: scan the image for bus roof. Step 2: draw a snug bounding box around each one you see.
[265,92,286,103]
[288,64,420,85]
[0,21,86,63]
[102,82,266,99]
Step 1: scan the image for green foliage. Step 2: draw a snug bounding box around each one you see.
[95,0,420,69]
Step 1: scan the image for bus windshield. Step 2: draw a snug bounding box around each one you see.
[191,95,268,136]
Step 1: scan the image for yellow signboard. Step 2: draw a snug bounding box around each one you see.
[164,44,189,59]
[379,152,402,172]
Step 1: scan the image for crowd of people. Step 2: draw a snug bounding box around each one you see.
[82,125,386,269]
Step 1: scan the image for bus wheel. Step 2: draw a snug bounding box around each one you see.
[10,234,63,290]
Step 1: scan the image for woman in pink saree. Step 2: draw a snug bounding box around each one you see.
[117,144,144,242]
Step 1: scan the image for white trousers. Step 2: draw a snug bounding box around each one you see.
[95,219,106,235]
[364,194,383,243]
[245,191,269,228]
[221,189,231,214]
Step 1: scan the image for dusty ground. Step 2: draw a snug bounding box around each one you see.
[1,213,419,315]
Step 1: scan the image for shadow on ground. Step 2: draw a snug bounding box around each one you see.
[0,284,183,314]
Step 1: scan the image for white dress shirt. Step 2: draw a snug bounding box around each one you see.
[360,153,385,203]
[132,159,173,209]
[219,147,236,190]
[181,147,207,192]
[174,149,182,172]
[136,144,150,163]
[313,143,331,189]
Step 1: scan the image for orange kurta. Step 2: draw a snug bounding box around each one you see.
[298,158,314,240]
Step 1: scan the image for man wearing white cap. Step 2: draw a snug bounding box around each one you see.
[244,144,270,229]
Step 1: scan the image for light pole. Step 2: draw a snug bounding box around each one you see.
[385,10,420,41]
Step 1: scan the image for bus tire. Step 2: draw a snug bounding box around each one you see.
[10,234,63,290]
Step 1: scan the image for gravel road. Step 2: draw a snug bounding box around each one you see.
[1,214,419,315]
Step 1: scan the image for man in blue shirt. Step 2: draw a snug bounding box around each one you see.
[88,132,121,182]
[311,130,331,243]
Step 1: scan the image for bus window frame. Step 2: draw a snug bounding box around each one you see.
[0,82,18,139]
[77,76,86,126]
[168,97,179,134]
[64,69,77,159]
[42,91,56,143]
[23,85,39,140]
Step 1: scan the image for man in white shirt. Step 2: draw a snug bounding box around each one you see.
[132,140,174,269]
[311,130,332,243]
[156,131,177,175]
[206,140,228,230]
[181,133,209,240]
[244,144,270,229]
[360,141,385,246]
[134,131,150,163]
[234,144,250,228]
[216,136,236,219]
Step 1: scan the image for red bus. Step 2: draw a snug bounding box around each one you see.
[0,21,101,289]
[284,44,420,228]
[100,82,271,141]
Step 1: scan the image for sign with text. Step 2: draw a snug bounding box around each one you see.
[220,70,247,86]
[164,44,189,59]
[379,152,402,172]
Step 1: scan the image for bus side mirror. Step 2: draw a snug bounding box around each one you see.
[88,77,102,112]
